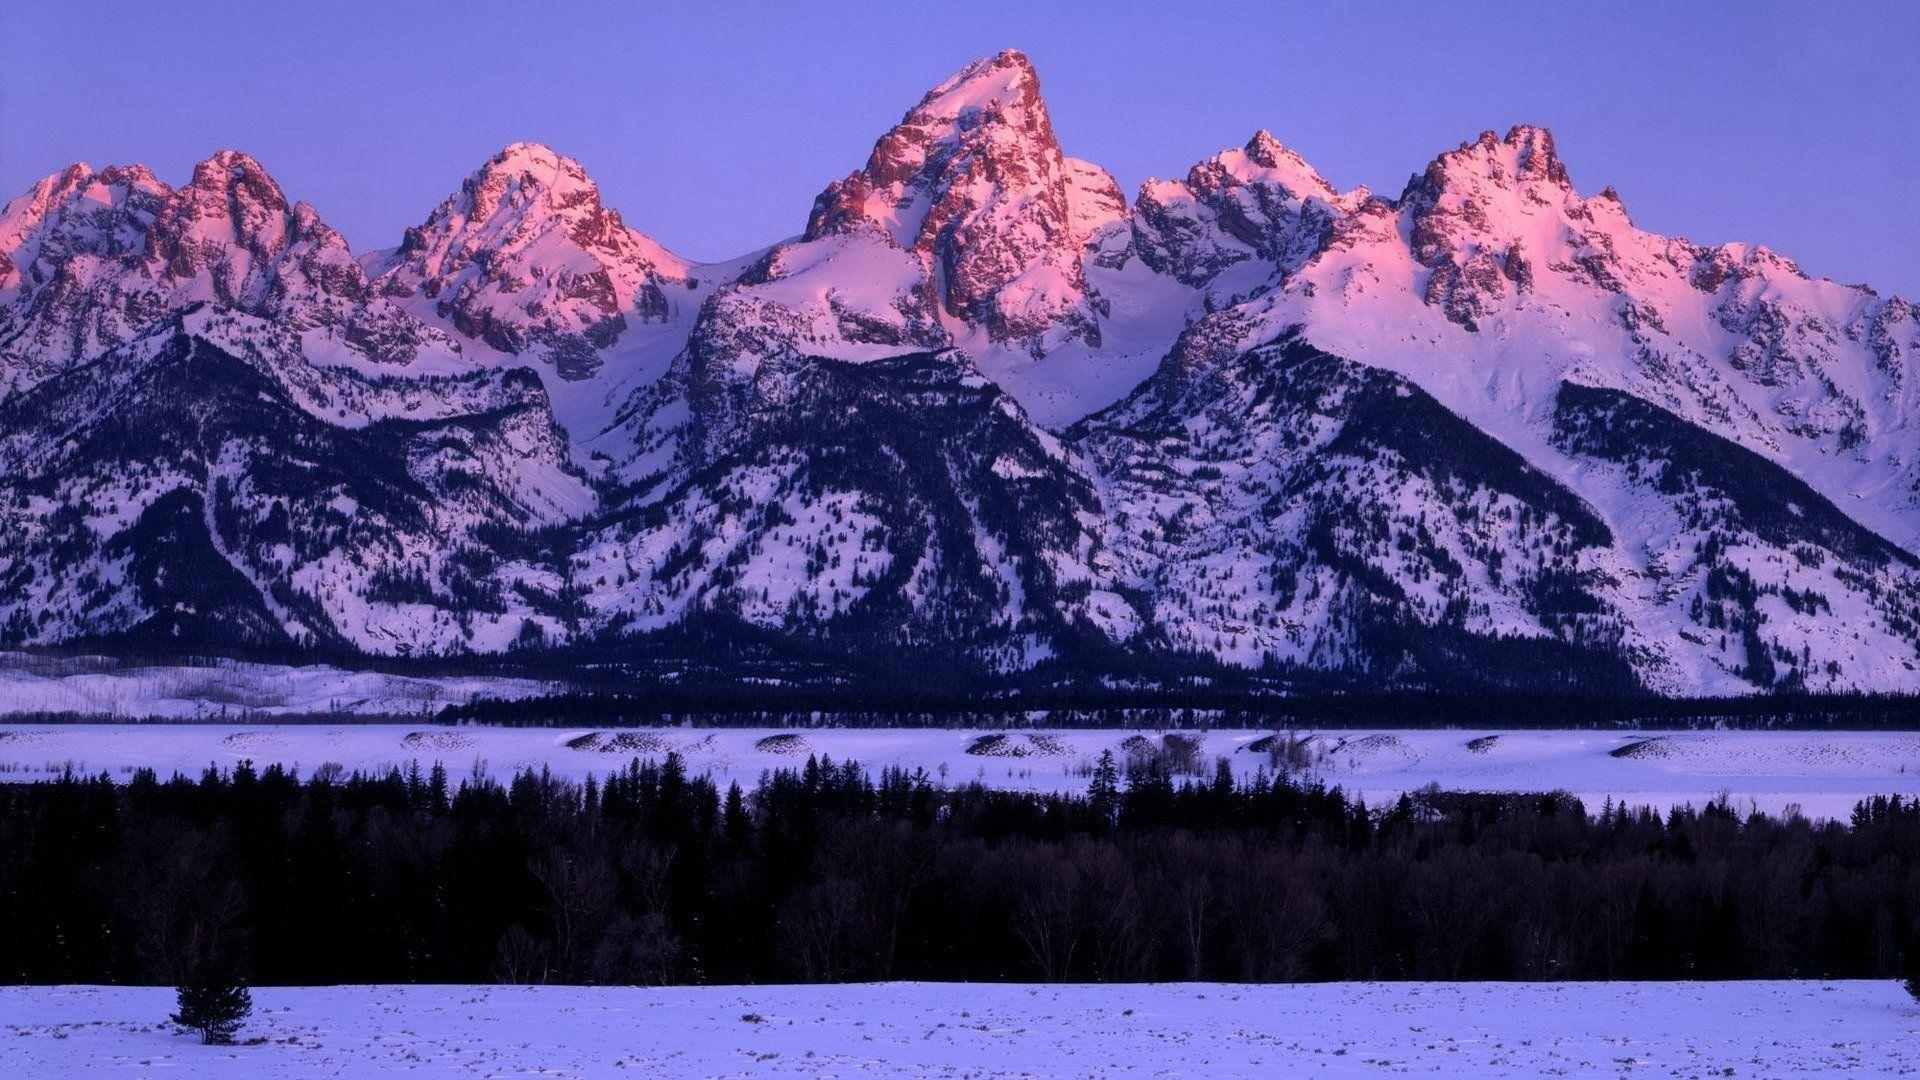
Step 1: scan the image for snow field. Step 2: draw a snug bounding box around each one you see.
[7,724,1920,819]
[4,981,1916,1079]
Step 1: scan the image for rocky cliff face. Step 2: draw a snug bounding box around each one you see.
[2,51,1917,693]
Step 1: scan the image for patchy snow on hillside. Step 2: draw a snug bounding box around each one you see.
[4,981,1916,1079]
[0,654,561,720]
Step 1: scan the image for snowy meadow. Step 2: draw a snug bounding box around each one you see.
[6,721,1920,819]
[6,981,1919,1079]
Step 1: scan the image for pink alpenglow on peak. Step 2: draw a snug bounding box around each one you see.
[373,142,694,379]
[0,151,448,393]
[1132,128,1360,289]
[806,49,1121,349]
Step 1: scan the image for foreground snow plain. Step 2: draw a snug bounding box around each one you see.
[4,981,1916,1078]
[6,723,1920,819]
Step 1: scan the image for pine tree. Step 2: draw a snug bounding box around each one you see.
[1904,935,1920,1004]
[723,781,751,851]
[172,963,252,1045]
[1088,750,1119,831]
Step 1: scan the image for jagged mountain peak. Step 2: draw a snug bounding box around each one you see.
[26,161,101,205]
[1700,240,1807,283]
[1129,128,1348,289]
[0,149,457,385]
[403,141,678,260]
[158,149,303,264]
[803,48,1110,348]
[919,48,1041,117]
[806,48,1066,245]
[15,160,171,207]
[456,141,617,225]
[1501,124,1568,184]
[49,160,95,185]
[2,160,166,238]
[373,142,692,371]
[1409,124,1573,202]
[1233,130,1338,198]
[492,139,570,167]
[97,162,166,189]
[1243,129,1286,163]
[185,148,284,194]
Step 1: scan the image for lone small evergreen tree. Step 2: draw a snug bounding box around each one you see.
[172,962,252,1045]
[1904,936,1920,1004]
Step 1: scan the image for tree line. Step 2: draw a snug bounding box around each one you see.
[440,688,1920,730]
[3,755,1920,985]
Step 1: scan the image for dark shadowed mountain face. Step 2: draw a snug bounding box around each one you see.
[1,52,1916,695]
[0,309,591,655]
[1074,333,1636,694]
[582,350,1123,675]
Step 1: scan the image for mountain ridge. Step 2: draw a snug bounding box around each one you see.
[2,51,1915,696]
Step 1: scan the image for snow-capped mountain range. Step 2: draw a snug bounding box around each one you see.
[3,49,1916,696]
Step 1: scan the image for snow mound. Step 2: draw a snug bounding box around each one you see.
[401,731,473,753]
[966,733,1073,758]
[1610,736,1670,760]
[754,733,810,756]
[221,731,288,753]
[564,731,674,754]
[1324,733,1420,768]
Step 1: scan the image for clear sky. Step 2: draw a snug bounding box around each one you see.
[4,1,1915,294]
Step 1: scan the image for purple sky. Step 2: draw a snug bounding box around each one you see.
[5,1,1915,294]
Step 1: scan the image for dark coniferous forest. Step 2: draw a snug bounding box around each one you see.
[3,755,1920,986]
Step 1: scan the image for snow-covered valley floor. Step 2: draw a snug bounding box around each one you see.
[4,981,1916,1078]
[6,723,1920,819]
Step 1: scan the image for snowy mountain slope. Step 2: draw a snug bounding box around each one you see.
[0,308,592,655]
[1551,381,1920,692]
[1158,126,1920,551]
[575,51,1174,670]
[580,349,1136,669]
[1071,323,1920,691]
[1,50,1917,694]
[368,143,749,470]
[1060,122,1920,690]
[1075,332,1637,691]
[0,141,742,479]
